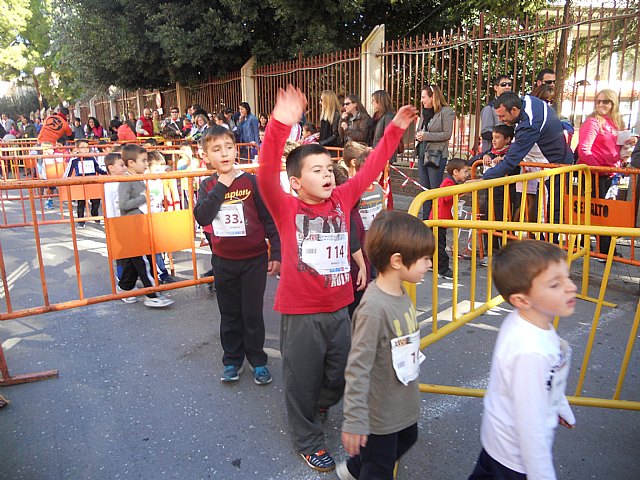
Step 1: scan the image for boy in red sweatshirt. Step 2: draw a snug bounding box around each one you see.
[428,158,471,279]
[257,85,416,472]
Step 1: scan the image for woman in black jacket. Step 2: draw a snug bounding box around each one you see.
[318,90,342,150]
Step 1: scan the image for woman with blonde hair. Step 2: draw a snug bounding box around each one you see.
[578,88,636,254]
[318,90,342,149]
[415,84,456,219]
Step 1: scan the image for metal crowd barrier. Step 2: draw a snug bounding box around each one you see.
[408,164,639,411]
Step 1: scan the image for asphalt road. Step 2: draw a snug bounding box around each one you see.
[1,195,639,479]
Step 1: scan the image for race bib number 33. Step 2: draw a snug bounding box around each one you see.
[212,203,247,237]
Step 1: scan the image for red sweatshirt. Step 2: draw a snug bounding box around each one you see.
[258,119,404,314]
[428,176,456,221]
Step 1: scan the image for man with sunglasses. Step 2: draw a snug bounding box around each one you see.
[161,107,185,139]
[535,68,556,88]
[480,75,512,152]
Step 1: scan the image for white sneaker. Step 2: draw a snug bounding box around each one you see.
[336,461,357,480]
[143,293,175,308]
[116,285,137,304]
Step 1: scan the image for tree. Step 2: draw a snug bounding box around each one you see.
[47,0,559,94]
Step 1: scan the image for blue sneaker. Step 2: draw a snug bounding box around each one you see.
[252,365,272,385]
[221,365,243,382]
[300,449,335,472]
[45,199,54,210]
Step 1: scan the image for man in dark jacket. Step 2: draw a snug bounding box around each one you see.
[483,91,573,229]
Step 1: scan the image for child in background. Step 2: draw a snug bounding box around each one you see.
[338,210,434,480]
[428,158,471,280]
[193,126,281,385]
[104,152,127,280]
[342,141,370,178]
[300,123,320,144]
[471,125,515,262]
[472,124,514,168]
[257,85,416,472]
[117,144,174,308]
[468,240,576,480]
[147,150,177,284]
[354,151,386,232]
[66,139,107,228]
[333,165,369,317]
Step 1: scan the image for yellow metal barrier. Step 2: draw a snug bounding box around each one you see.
[408,165,640,411]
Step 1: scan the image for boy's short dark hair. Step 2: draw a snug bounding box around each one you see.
[365,210,435,273]
[286,143,330,178]
[333,165,349,186]
[354,151,370,172]
[104,152,122,172]
[143,138,158,146]
[494,91,522,111]
[492,124,515,141]
[75,138,89,147]
[121,144,147,164]
[446,158,468,176]
[304,123,317,134]
[201,125,235,149]
[492,240,567,304]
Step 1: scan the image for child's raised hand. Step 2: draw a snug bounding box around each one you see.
[271,85,308,127]
[392,105,419,130]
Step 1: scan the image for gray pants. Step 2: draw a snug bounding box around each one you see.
[280,309,351,454]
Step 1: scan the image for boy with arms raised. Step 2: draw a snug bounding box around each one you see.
[338,210,434,480]
[258,85,416,472]
[193,126,281,385]
[468,240,576,480]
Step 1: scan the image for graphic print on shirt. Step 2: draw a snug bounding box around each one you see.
[545,338,572,408]
[212,188,251,237]
[295,203,350,288]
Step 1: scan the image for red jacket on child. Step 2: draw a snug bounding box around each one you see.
[258,119,403,314]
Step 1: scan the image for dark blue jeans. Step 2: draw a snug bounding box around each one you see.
[418,152,447,220]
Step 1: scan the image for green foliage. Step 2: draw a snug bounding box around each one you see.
[49,0,550,92]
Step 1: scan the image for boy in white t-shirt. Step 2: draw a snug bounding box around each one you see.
[468,240,577,480]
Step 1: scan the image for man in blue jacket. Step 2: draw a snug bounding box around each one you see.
[483,91,573,229]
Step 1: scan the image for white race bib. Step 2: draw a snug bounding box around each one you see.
[390,330,425,386]
[359,203,383,230]
[212,203,247,237]
[300,232,349,275]
[79,160,96,175]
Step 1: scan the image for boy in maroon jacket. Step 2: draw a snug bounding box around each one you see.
[257,85,416,472]
[193,126,281,385]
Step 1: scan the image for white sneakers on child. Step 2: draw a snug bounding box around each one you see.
[336,462,357,480]
[116,285,137,304]
[143,293,174,308]
[116,286,174,308]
